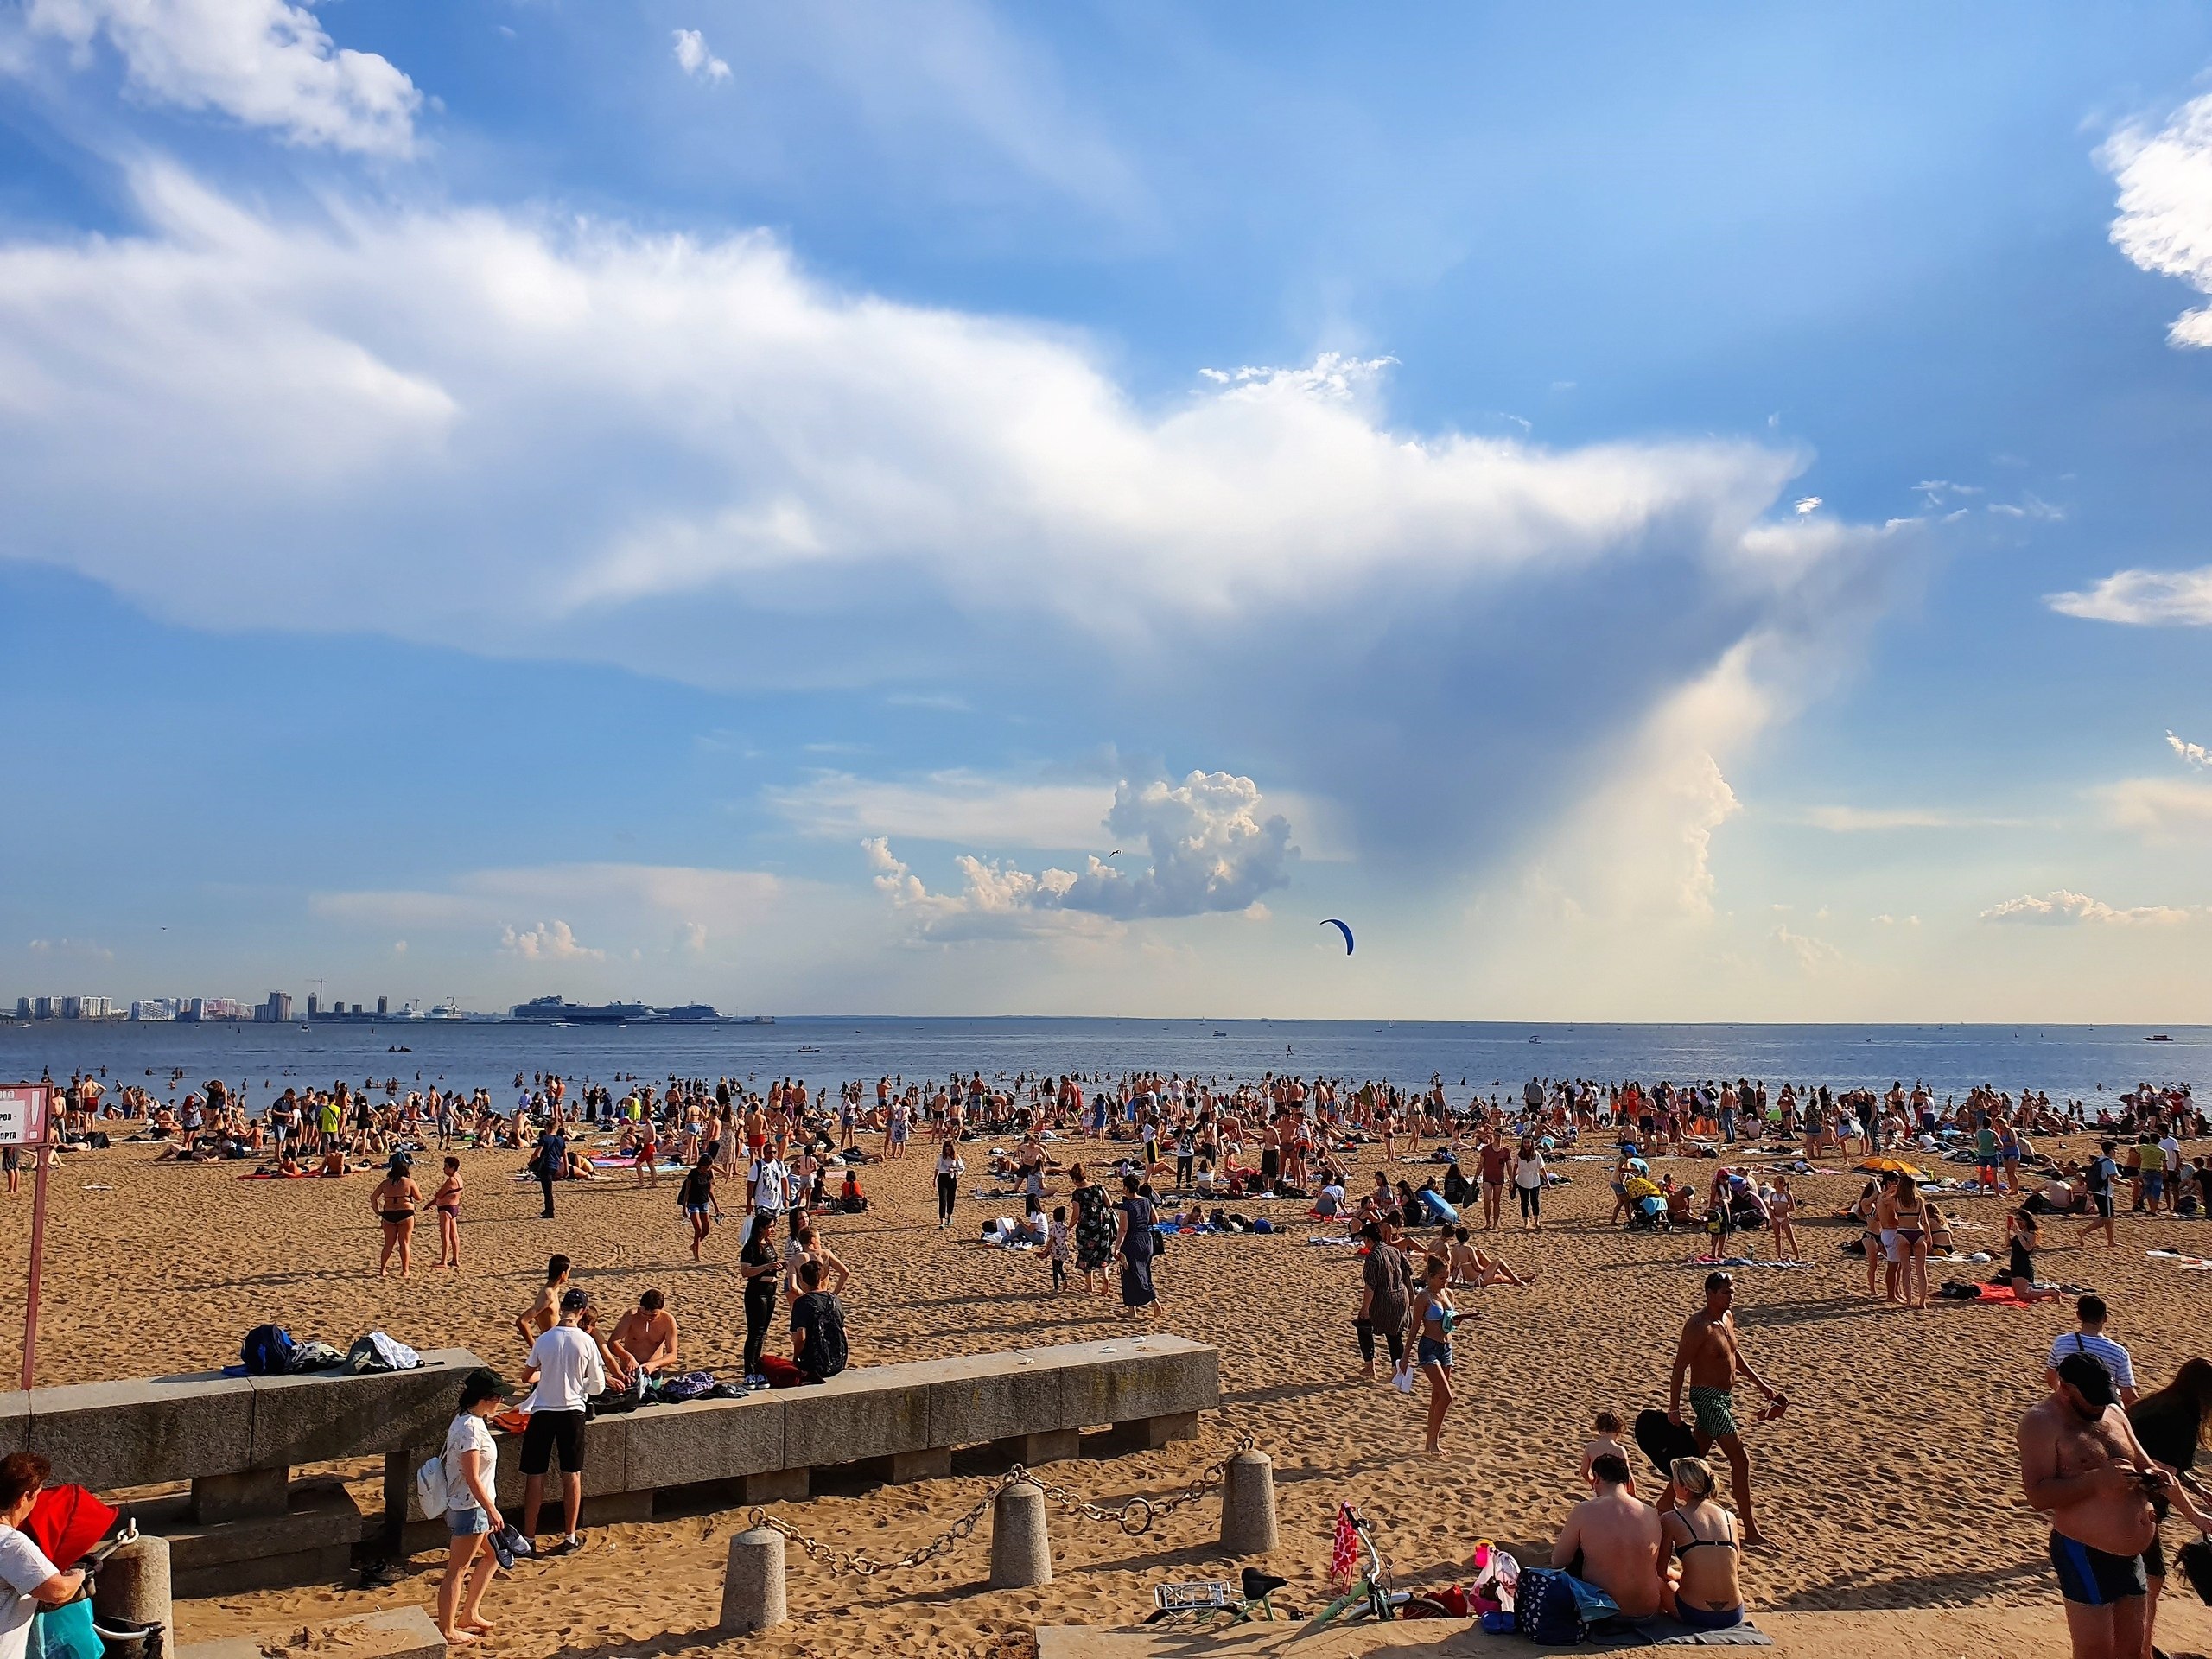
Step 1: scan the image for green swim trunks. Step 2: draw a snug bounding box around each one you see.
[1688,1385,1738,1439]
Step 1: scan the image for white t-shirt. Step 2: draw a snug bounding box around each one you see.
[2049,1330,2136,1391]
[442,1412,497,1513]
[1514,1154,1546,1191]
[525,1324,607,1414]
[0,1526,60,1659]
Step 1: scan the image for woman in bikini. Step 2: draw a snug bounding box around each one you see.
[1659,1456,1745,1630]
[430,1155,464,1269]
[1409,1255,1458,1457]
[371,1157,422,1278]
[1891,1173,1931,1308]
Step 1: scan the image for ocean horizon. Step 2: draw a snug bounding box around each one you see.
[5,1016,2202,1105]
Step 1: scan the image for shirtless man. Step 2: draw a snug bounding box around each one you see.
[1667,1272,1783,1547]
[610,1290,679,1382]
[515,1255,572,1350]
[1551,1453,1664,1618]
[2018,1352,2172,1659]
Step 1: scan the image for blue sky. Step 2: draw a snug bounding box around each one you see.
[4,0,2212,1020]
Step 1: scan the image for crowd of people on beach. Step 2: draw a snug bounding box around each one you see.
[5,1059,2205,1652]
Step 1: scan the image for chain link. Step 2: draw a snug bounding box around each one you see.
[743,1430,1256,1577]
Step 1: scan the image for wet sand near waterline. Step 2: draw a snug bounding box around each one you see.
[2,1127,2207,1658]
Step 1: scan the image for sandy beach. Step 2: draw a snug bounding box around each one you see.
[2,1120,2207,1658]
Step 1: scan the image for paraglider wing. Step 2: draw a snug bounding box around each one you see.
[1320,918,1355,955]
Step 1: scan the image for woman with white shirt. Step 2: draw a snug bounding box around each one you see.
[935,1141,965,1230]
[436,1369,509,1645]
[1513,1138,1547,1231]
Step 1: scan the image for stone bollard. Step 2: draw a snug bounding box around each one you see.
[987,1478,1052,1589]
[92,1535,173,1654]
[1218,1451,1278,1556]
[718,1528,787,1633]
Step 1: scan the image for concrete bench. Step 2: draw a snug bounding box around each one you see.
[388,1335,1218,1545]
[1,1351,482,1593]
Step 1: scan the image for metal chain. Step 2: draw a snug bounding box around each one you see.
[744,1429,1256,1576]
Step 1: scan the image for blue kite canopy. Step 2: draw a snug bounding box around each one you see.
[1320,918,1354,955]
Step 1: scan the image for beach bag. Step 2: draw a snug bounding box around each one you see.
[414,1453,449,1516]
[29,1598,100,1659]
[240,1325,295,1377]
[2177,1537,2212,1606]
[1515,1568,1586,1643]
[1252,1217,1274,1235]
[658,1370,715,1403]
[346,1332,421,1373]
[757,1354,806,1388]
[286,1340,346,1374]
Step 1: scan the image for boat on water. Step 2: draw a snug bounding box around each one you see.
[2146,1033,2173,1042]
[508,996,659,1024]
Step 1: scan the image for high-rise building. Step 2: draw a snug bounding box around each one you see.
[58,995,81,1019]
[12,998,26,1020]
[32,995,54,1020]
[306,994,319,1017]
[376,995,388,1015]
[264,991,293,1023]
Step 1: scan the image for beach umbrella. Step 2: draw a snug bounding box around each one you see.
[1855,1156,1926,1177]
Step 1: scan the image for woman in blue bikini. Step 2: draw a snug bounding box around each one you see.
[1410,1255,1458,1457]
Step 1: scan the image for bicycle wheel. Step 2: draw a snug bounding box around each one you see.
[1395,1596,1454,1620]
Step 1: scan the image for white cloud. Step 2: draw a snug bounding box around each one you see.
[1792,496,1821,515]
[1797,805,2021,832]
[499,919,603,960]
[677,920,709,954]
[22,0,421,154]
[1520,646,1763,924]
[1986,494,2063,521]
[2167,730,2211,769]
[2094,775,2212,840]
[0,163,1835,658]
[25,937,115,960]
[1772,925,1842,972]
[2101,88,2212,347]
[671,28,729,82]
[1979,890,2194,926]
[1868,913,1921,927]
[862,770,1293,939]
[771,771,1111,849]
[2046,565,2212,626]
[314,862,784,939]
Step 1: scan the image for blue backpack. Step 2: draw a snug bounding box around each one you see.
[1515,1567,1617,1643]
[241,1325,295,1376]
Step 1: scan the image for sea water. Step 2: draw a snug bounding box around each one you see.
[2,1018,2202,1108]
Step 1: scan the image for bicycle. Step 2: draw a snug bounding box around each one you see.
[1292,1505,1452,1638]
[1146,1567,1291,1628]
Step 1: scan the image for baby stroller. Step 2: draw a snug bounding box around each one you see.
[1625,1194,1669,1233]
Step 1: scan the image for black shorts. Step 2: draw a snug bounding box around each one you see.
[2049,1531,2146,1605]
[2091,1193,2113,1219]
[519,1408,587,1477]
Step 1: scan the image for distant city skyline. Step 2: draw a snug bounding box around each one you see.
[4,4,2211,1021]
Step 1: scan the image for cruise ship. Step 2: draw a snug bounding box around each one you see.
[508,996,658,1024]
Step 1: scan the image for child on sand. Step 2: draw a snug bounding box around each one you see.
[1047,1205,1071,1292]
[1766,1176,1799,1261]
[1581,1410,1632,1490]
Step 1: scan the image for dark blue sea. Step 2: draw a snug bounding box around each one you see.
[1,1018,2202,1108]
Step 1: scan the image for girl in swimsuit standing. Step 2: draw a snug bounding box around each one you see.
[372,1157,422,1279]
[1891,1175,1930,1308]
[431,1155,464,1269]
[1410,1255,1458,1457]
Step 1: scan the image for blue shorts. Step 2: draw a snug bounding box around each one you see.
[447,1503,491,1536]
[2144,1173,2164,1200]
[2049,1531,2145,1605]
[1416,1336,1452,1368]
